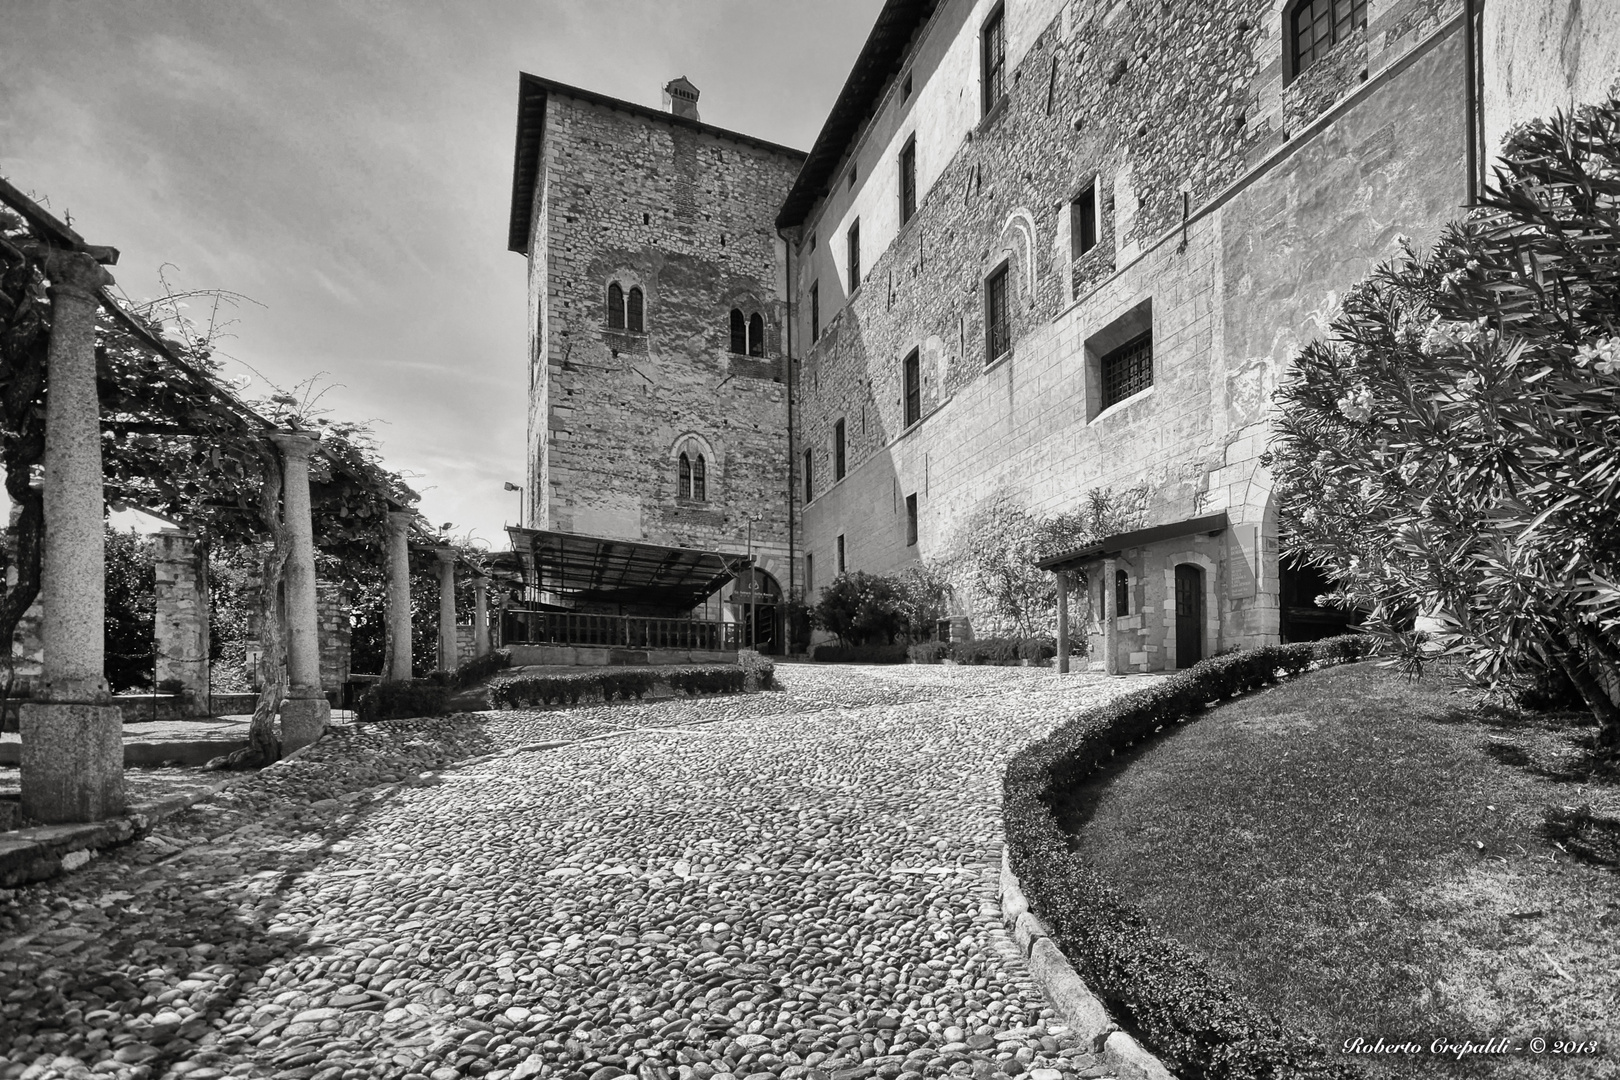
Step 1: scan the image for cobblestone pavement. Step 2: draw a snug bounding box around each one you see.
[0,664,1145,1080]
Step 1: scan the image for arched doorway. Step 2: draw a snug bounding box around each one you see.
[1174,563,1204,668]
[730,568,782,655]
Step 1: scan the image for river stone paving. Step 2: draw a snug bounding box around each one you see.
[0,663,1147,1080]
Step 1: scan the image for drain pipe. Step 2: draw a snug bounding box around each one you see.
[780,227,797,617]
[1464,0,1480,204]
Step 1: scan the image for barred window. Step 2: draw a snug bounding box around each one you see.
[678,452,692,498]
[729,309,746,354]
[627,287,644,332]
[692,454,707,501]
[1101,332,1153,408]
[985,264,1010,363]
[607,282,625,330]
[748,313,765,357]
[1291,0,1367,77]
[981,5,1006,116]
[903,348,921,427]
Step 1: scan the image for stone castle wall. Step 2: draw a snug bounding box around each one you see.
[526,91,806,599]
[791,0,1466,660]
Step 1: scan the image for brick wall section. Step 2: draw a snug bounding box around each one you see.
[793,0,1466,664]
[525,91,806,603]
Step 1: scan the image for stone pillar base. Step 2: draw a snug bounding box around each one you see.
[280,693,330,753]
[19,702,125,824]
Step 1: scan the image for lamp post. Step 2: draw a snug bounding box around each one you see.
[745,518,754,651]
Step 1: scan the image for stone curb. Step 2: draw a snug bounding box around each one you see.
[0,733,324,893]
[998,844,1177,1080]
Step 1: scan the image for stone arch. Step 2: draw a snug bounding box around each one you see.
[999,207,1039,303]
[1159,550,1220,668]
[669,432,718,502]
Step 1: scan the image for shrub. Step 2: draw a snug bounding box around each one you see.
[1017,636,1057,662]
[908,641,949,664]
[809,643,910,664]
[356,680,450,723]
[811,572,907,646]
[1002,638,1374,1079]
[452,648,512,689]
[947,637,1029,665]
[738,651,778,691]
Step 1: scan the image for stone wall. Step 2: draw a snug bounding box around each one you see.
[1483,0,1620,154]
[791,0,1470,663]
[524,88,806,603]
[316,584,351,692]
[152,529,208,698]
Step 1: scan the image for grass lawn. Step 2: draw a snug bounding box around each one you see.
[1058,662,1619,1079]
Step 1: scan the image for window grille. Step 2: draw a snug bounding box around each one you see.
[834,419,846,480]
[678,452,692,498]
[748,313,765,357]
[903,349,921,427]
[1291,0,1367,77]
[729,309,746,354]
[1101,332,1153,408]
[985,265,1010,362]
[607,282,625,330]
[627,287,644,332]
[692,454,707,501]
[847,220,861,292]
[981,5,1006,115]
[899,139,918,225]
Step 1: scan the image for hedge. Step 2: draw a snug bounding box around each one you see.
[906,636,1061,665]
[809,643,910,663]
[737,651,779,691]
[452,648,513,689]
[1002,635,1374,1080]
[488,664,753,709]
[356,680,451,723]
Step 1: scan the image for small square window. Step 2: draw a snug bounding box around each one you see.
[1101,332,1153,408]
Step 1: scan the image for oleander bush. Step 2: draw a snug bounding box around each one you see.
[809,643,911,664]
[1003,634,1373,1079]
[452,648,512,689]
[356,679,451,723]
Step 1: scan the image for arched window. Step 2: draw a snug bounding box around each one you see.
[1115,569,1130,616]
[678,452,692,498]
[748,313,765,357]
[627,287,644,332]
[607,282,625,330]
[729,309,746,354]
[692,454,707,501]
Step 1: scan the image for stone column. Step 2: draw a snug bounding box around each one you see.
[436,548,457,673]
[384,512,414,682]
[1103,556,1120,676]
[20,250,124,824]
[270,432,329,751]
[472,575,491,657]
[1056,570,1070,675]
[153,529,208,705]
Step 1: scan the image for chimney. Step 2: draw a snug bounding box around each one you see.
[663,76,700,121]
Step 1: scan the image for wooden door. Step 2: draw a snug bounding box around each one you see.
[1175,563,1203,668]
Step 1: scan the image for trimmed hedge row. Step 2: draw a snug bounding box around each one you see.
[907,636,1060,665]
[808,643,910,664]
[1003,635,1374,1080]
[356,680,450,723]
[489,664,752,709]
[737,652,779,691]
[452,648,513,689]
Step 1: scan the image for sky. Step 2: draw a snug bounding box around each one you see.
[0,0,882,551]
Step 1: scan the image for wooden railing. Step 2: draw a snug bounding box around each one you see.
[503,609,738,651]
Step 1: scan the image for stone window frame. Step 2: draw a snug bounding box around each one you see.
[981,2,1007,119]
[1085,297,1154,422]
[670,433,718,503]
[898,135,918,226]
[902,347,922,428]
[984,260,1012,367]
[1286,0,1368,83]
[604,277,646,334]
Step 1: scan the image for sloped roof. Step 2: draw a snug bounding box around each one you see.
[505,527,751,610]
[774,0,940,230]
[1037,514,1232,571]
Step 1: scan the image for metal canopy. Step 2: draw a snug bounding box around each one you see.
[506,527,750,611]
[1036,513,1231,572]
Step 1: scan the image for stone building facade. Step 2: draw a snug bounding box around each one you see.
[779,0,1494,670]
[508,75,806,644]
